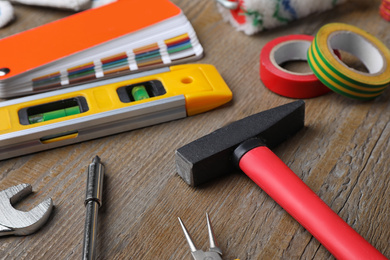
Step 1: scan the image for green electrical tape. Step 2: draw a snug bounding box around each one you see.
[307,23,390,100]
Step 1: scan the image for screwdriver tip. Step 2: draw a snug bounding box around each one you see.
[92,155,101,163]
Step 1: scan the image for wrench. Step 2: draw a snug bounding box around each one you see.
[0,183,53,236]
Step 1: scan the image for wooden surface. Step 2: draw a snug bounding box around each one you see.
[0,1,389,259]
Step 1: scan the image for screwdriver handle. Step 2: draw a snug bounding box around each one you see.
[238,145,386,260]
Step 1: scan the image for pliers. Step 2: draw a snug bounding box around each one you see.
[0,183,53,236]
[178,213,223,260]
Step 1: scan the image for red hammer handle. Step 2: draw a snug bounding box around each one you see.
[238,146,386,260]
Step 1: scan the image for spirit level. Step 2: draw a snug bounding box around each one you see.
[0,64,232,160]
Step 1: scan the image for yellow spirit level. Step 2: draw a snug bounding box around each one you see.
[0,64,232,160]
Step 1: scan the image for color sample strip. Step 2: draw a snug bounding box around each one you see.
[32,72,62,90]
[134,43,160,61]
[165,34,193,57]
[102,52,130,75]
[68,62,96,84]
[32,33,196,90]
[134,43,164,68]
[307,23,390,100]
[137,58,164,68]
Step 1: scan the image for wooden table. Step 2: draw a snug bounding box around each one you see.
[0,1,389,259]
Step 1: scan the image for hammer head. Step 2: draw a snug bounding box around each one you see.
[175,101,305,186]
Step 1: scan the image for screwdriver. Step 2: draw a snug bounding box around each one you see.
[82,156,105,260]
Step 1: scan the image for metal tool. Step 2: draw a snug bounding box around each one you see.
[175,101,386,259]
[82,155,104,260]
[0,183,53,236]
[178,213,223,260]
[215,0,238,9]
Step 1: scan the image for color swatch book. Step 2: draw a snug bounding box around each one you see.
[0,0,203,98]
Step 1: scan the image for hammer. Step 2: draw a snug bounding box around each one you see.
[175,101,386,260]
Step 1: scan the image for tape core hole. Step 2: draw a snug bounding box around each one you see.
[271,41,313,75]
[0,68,10,76]
[328,31,384,74]
[336,50,369,73]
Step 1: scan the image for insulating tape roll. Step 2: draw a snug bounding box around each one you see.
[260,35,331,99]
[380,0,390,21]
[307,23,390,100]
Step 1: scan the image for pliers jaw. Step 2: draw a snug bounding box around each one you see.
[191,250,223,260]
[178,213,223,260]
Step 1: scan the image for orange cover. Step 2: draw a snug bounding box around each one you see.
[0,0,181,80]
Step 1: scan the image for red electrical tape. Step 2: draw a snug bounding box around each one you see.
[380,1,390,21]
[260,34,331,99]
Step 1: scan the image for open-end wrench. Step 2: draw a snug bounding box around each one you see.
[0,183,53,236]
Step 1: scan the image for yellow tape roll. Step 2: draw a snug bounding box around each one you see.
[307,23,390,100]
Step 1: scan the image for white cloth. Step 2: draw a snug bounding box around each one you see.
[0,1,14,28]
[218,0,347,35]
[8,0,90,11]
[91,0,116,8]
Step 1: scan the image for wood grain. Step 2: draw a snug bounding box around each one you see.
[0,0,389,259]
